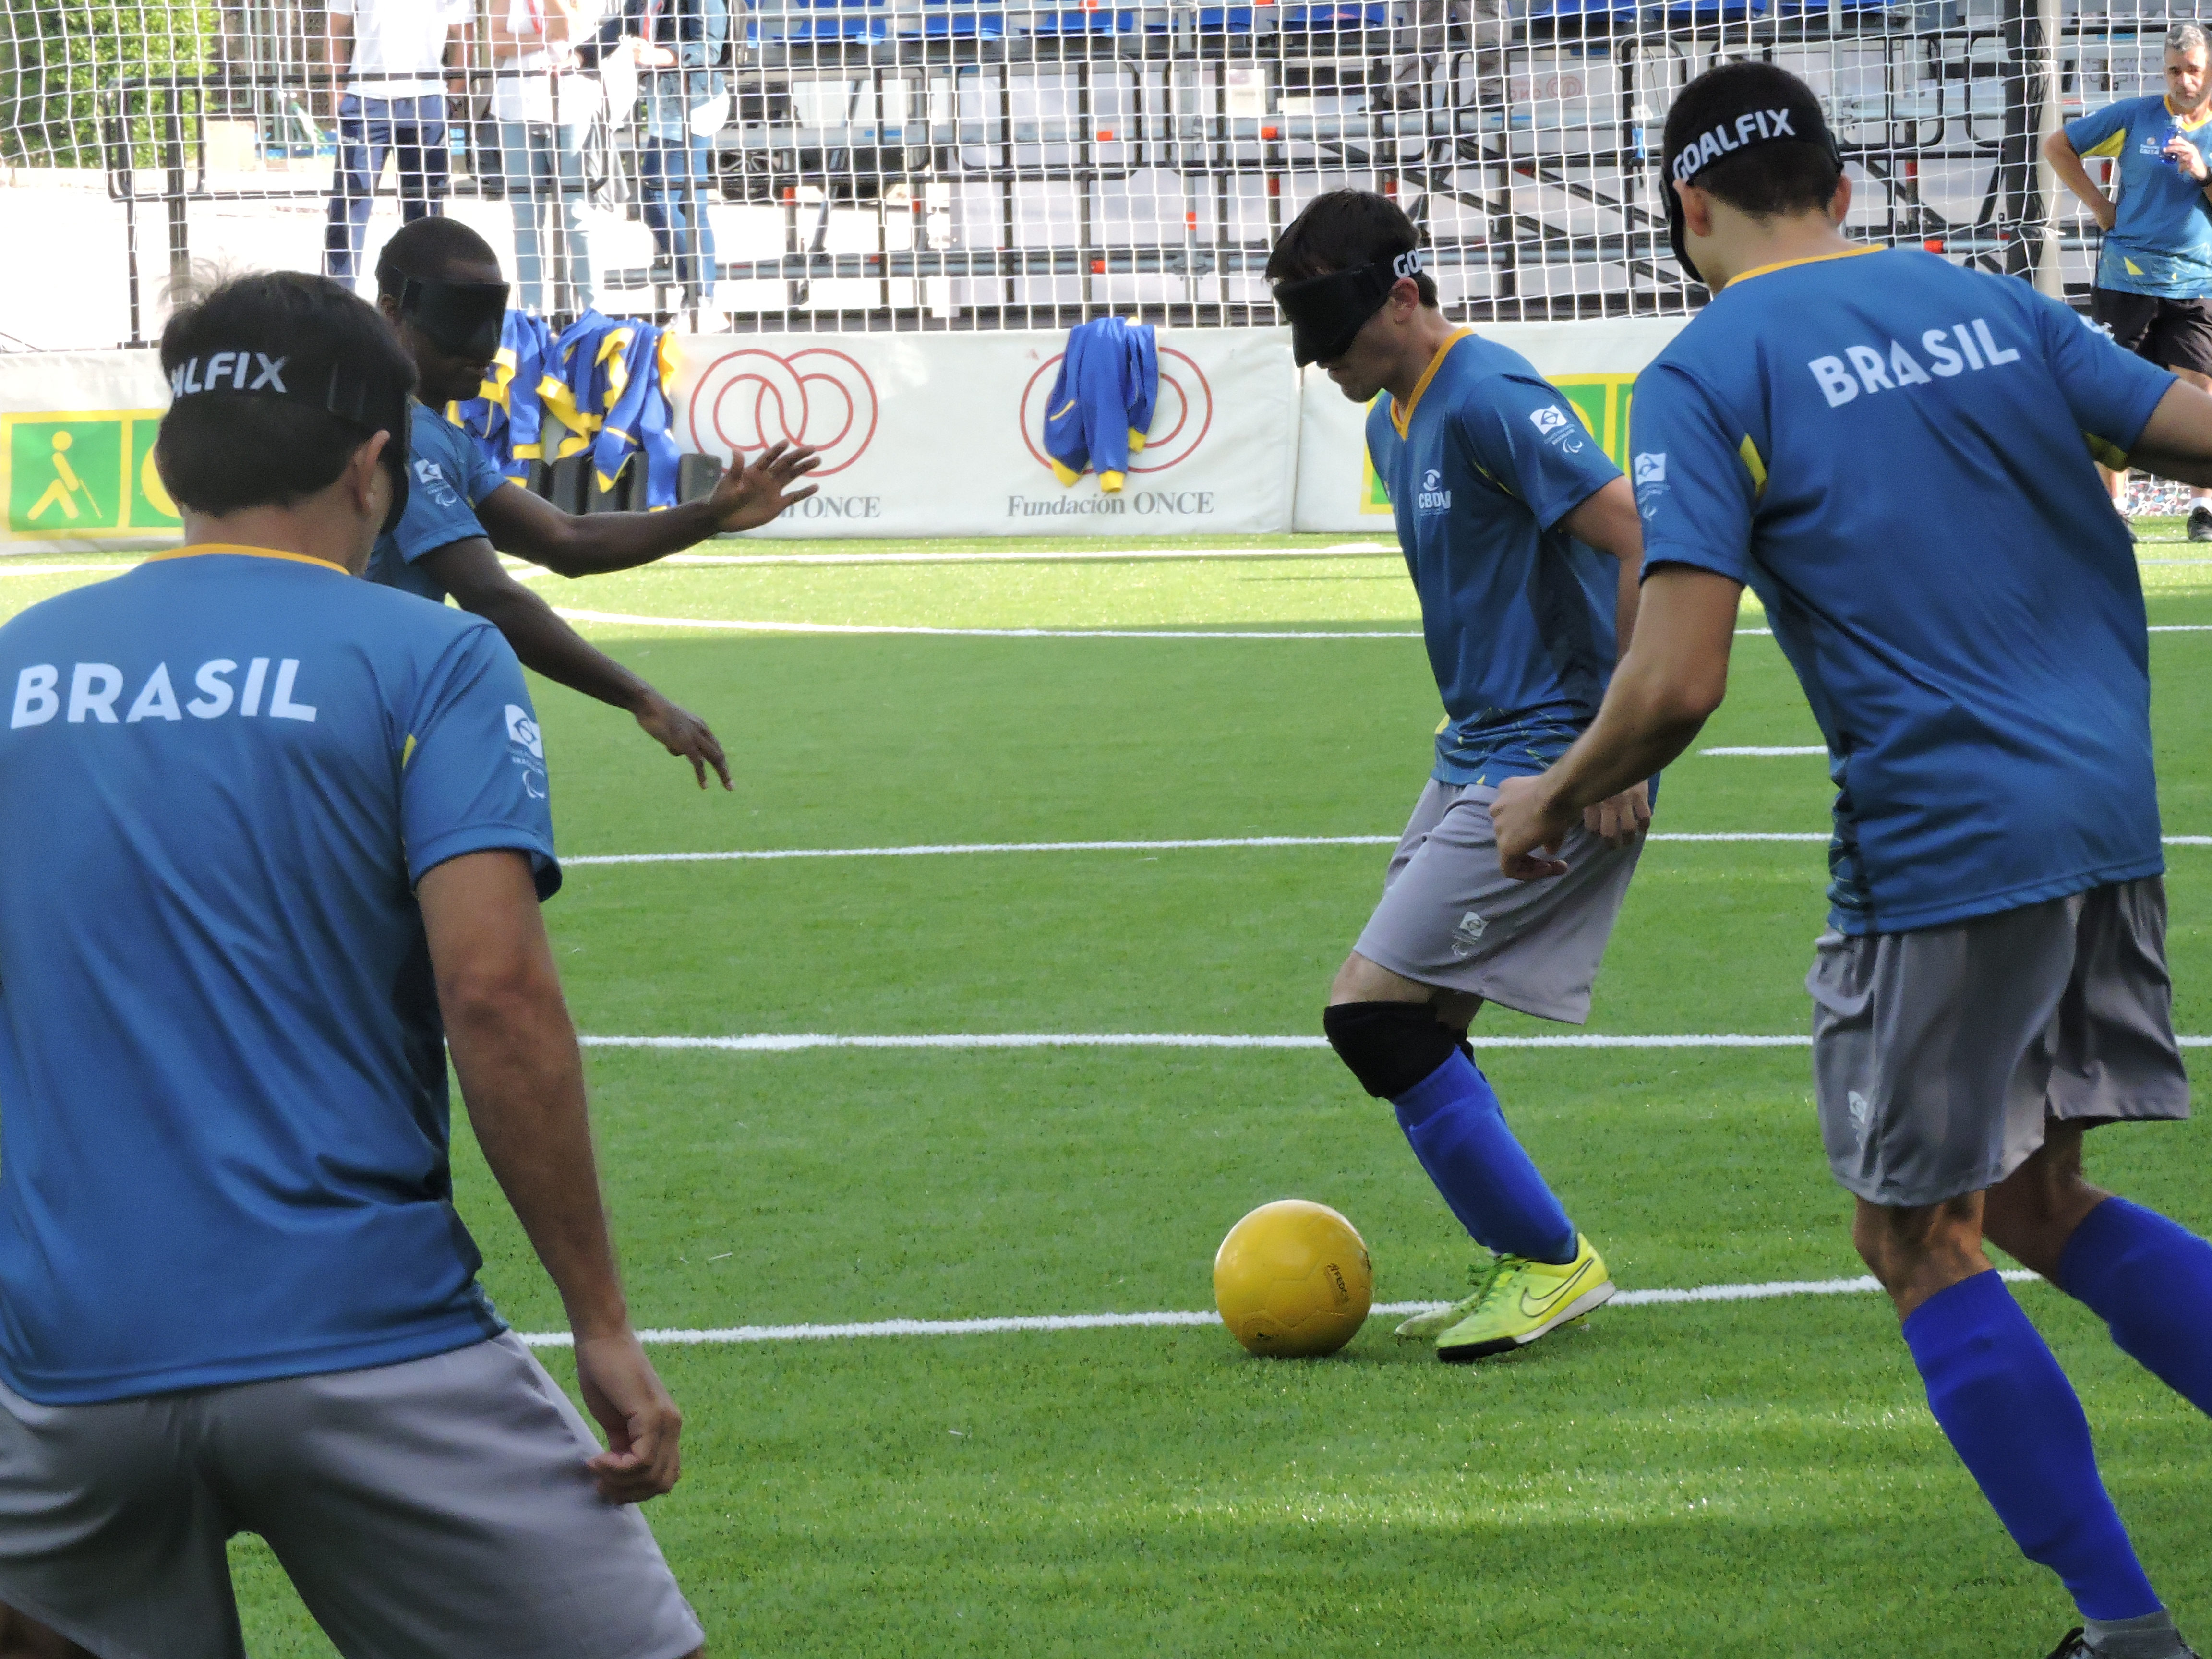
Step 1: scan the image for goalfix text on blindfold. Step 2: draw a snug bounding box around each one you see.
[166,349,417,536]
[1662,84,1843,285]
[374,258,512,363]
[1273,249,1430,367]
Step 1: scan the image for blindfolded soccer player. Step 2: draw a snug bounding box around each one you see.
[372,216,821,790]
[1492,60,2212,1659]
[1267,190,1650,1363]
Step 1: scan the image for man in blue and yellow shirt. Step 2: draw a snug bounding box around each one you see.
[2046,21,2212,537]
[1499,60,2212,1659]
[1268,191,1650,1367]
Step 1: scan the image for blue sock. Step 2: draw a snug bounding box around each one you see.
[1391,1052,1578,1265]
[2059,1197,2212,1419]
[1901,1270,2161,1622]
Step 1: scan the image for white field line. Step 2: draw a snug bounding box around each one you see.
[551,607,1419,639]
[576,1033,1810,1052]
[561,830,2212,866]
[512,1269,2044,1348]
[576,1031,2212,1054]
[658,544,1398,568]
[1700,746,1826,756]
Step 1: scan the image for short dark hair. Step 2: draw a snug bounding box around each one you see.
[1665,62,1843,220]
[155,271,416,517]
[377,216,502,292]
[1266,190,1440,307]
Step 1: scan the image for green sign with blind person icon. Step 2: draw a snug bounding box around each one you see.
[5,412,181,538]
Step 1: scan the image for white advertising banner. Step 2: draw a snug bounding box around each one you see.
[666,326,1300,538]
[0,316,1683,549]
[1290,317,1691,534]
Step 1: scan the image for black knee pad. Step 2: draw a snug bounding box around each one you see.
[1322,1001,1462,1100]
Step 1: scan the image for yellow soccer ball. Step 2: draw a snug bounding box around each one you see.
[1213,1199,1374,1358]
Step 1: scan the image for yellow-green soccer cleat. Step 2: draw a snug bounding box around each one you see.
[1433,1235,1615,1363]
[1392,1258,1503,1343]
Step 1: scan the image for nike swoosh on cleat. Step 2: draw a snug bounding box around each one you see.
[1519,1257,1596,1319]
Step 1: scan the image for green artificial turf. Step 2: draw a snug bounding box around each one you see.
[0,538,2207,1656]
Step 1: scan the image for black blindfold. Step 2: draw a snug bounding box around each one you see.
[1274,249,1429,367]
[375,261,511,362]
[167,349,415,535]
[1661,88,1842,286]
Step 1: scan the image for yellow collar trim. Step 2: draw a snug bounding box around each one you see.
[143,543,350,575]
[2165,97,2212,129]
[1390,328,1478,438]
[1724,245,1881,289]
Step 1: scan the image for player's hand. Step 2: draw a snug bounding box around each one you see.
[574,1328,684,1503]
[709,440,822,533]
[2092,195,2118,231]
[1581,779,1651,849]
[2167,136,2211,182]
[1490,773,1573,882]
[634,690,732,790]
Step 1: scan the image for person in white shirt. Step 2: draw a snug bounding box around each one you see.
[488,0,610,314]
[323,0,471,286]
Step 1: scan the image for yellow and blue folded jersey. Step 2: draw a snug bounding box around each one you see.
[1630,245,2174,935]
[1043,317,1158,492]
[539,309,631,462]
[2064,95,2212,298]
[452,310,556,485]
[591,325,683,507]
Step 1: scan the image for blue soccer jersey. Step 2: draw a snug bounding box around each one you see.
[0,547,559,1404]
[369,401,511,604]
[2064,96,2212,298]
[1631,246,2174,934]
[1366,330,1626,785]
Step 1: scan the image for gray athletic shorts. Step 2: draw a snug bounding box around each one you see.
[1352,778,1642,1022]
[0,1333,705,1659]
[1809,877,2191,1209]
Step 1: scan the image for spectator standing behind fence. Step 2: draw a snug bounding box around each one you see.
[323,0,469,287]
[605,0,732,320]
[1377,0,1502,113]
[2046,21,2212,541]
[489,0,610,316]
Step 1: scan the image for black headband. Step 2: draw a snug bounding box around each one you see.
[1661,87,1842,285]
[375,260,511,362]
[1274,249,1428,367]
[167,348,415,536]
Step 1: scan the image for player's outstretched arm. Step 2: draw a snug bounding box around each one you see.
[420,849,684,1506]
[420,537,733,790]
[1491,566,1743,879]
[475,441,823,579]
[2120,379,2212,483]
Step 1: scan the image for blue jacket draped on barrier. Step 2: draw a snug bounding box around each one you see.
[1042,317,1158,493]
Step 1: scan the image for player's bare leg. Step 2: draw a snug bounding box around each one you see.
[1981,1125,2111,1280]
[0,1605,94,1659]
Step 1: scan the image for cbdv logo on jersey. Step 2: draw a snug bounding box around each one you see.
[1416,468,1451,512]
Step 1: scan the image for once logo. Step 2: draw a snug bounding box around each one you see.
[687,348,880,476]
[1018,348,1214,478]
